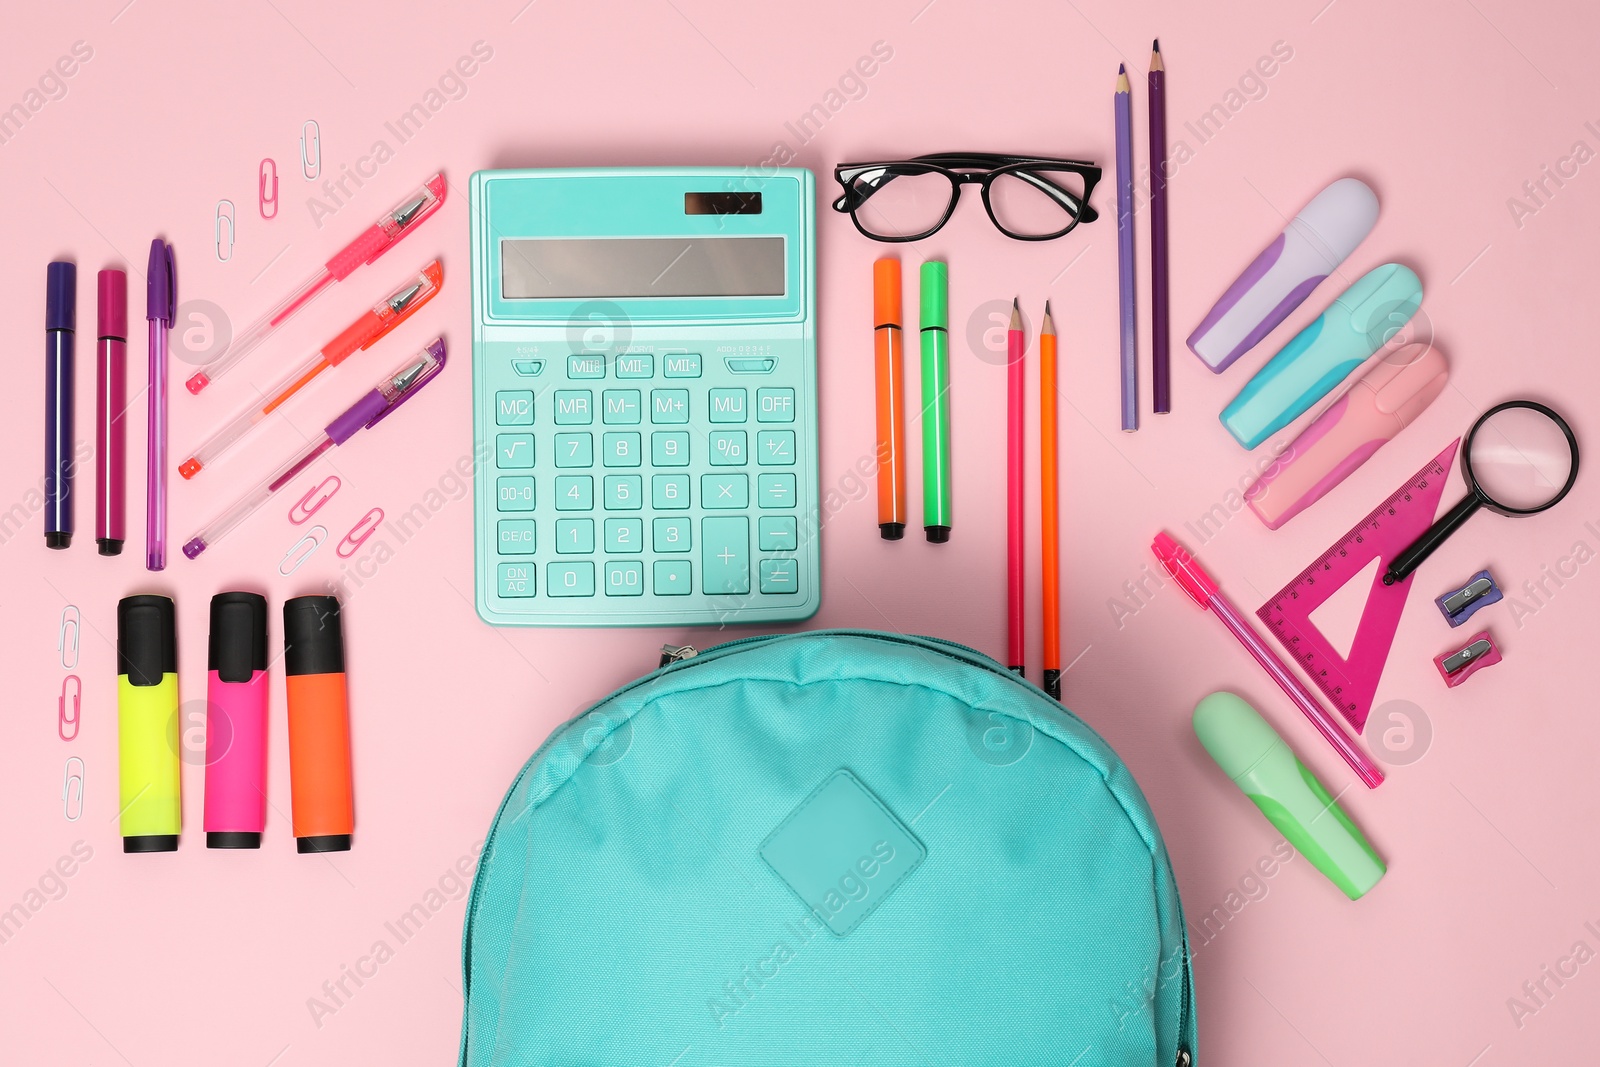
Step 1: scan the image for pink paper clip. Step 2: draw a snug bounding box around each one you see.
[1435,630,1502,688]
[59,675,81,742]
[338,508,384,558]
[290,476,341,524]
[259,158,279,219]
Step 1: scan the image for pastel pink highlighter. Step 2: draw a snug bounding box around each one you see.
[204,592,270,849]
[1245,342,1448,529]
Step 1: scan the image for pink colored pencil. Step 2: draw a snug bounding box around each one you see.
[1007,299,1026,677]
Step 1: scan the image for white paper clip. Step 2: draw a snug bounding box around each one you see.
[58,605,81,670]
[259,158,279,220]
[63,757,84,822]
[279,525,328,575]
[300,119,321,180]
[59,675,81,742]
[289,475,341,525]
[215,199,236,262]
[337,508,384,558]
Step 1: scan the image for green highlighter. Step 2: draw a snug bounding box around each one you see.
[920,261,952,543]
[1193,692,1386,900]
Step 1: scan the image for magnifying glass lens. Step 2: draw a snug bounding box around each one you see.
[1468,405,1577,511]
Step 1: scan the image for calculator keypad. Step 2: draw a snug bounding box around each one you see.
[481,343,814,623]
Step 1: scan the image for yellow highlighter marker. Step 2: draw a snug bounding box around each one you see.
[118,595,181,852]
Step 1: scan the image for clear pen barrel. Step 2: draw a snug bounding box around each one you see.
[180,349,326,478]
[185,267,332,393]
[183,436,331,559]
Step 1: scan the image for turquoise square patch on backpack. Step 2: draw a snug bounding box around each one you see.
[458,630,1196,1066]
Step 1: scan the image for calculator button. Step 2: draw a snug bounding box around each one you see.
[701,473,749,509]
[756,430,794,466]
[547,561,596,596]
[663,352,702,378]
[653,516,692,552]
[497,476,536,512]
[757,388,795,423]
[497,562,536,598]
[757,473,796,509]
[604,560,645,596]
[511,359,544,376]
[603,432,641,467]
[708,430,747,466]
[495,390,534,426]
[603,475,644,510]
[650,389,690,424]
[702,516,750,596]
[602,389,641,424]
[651,431,690,467]
[615,353,654,379]
[555,518,595,554]
[758,516,797,552]
[652,474,691,509]
[553,432,593,468]
[725,358,776,373]
[604,518,643,553]
[567,354,606,379]
[654,560,692,595]
[497,519,537,554]
[759,559,799,595]
[709,388,747,423]
[554,390,593,425]
[554,475,594,511]
[496,433,535,469]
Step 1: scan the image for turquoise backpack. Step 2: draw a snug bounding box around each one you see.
[459,630,1197,1066]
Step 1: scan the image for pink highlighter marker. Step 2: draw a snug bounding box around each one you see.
[204,592,270,849]
[1245,342,1448,529]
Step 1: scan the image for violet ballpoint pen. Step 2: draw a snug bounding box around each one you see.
[146,240,175,570]
[182,339,447,559]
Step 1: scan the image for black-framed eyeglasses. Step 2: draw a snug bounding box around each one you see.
[832,153,1101,242]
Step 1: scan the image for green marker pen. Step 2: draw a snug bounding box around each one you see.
[1193,692,1385,900]
[919,260,952,543]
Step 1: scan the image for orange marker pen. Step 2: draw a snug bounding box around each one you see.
[284,595,353,853]
[873,257,907,540]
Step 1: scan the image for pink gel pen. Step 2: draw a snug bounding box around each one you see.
[205,592,269,849]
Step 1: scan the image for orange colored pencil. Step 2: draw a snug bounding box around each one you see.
[1040,302,1062,700]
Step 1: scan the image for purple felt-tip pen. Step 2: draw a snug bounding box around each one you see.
[146,240,175,571]
[45,261,76,549]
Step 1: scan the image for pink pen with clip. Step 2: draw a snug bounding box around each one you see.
[182,339,446,559]
[1152,532,1385,788]
[1245,342,1449,529]
[186,174,447,393]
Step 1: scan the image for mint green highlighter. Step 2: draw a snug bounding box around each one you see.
[470,169,820,626]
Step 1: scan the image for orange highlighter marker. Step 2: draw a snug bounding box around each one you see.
[284,595,354,853]
[873,257,908,539]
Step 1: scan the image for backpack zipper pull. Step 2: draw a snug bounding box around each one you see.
[658,644,698,668]
[1176,1048,1192,1066]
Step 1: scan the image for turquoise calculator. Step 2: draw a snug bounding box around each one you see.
[469,168,820,626]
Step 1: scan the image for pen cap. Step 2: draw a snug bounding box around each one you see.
[118,594,176,686]
[209,592,268,683]
[1292,178,1380,266]
[46,261,76,331]
[98,270,128,338]
[1193,692,1385,900]
[284,595,344,676]
[1363,341,1449,426]
[873,258,902,327]
[920,260,948,328]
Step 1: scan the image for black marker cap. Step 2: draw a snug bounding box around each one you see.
[297,834,352,854]
[124,834,178,853]
[207,831,262,849]
[97,538,124,556]
[209,592,268,683]
[879,522,905,541]
[117,595,176,686]
[925,525,951,544]
[283,595,344,677]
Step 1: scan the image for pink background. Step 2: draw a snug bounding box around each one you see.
[4,0,1599,1062]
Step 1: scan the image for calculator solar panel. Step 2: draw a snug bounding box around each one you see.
[469,169,820,626]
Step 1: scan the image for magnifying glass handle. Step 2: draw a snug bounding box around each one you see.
[1384,494,1482,585]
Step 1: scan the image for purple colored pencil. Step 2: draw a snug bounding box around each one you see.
[1115,65,1137,432]
[1149,40,1171,414]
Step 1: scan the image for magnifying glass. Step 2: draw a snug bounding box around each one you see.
[1384,400,1579,585]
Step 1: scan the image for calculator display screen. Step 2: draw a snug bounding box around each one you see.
[501,237,786,299]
